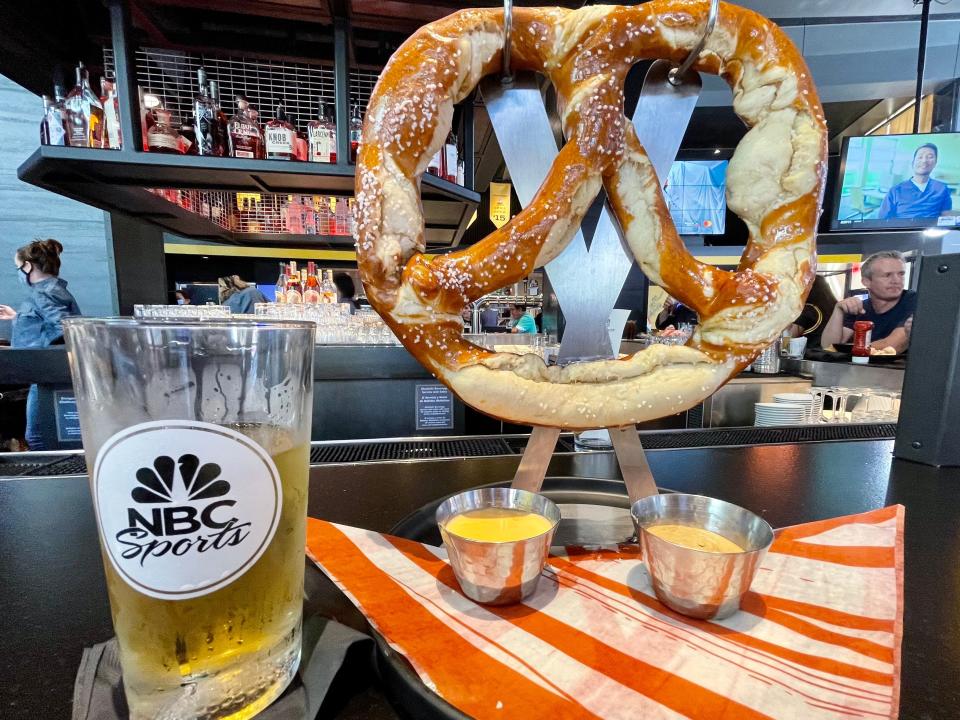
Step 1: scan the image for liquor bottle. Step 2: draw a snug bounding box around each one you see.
[179,118,197,155]
[286,261,303,304]
[265,101,297,161]
[193,67,219,156]
[334,196,350,235]
[321,269,337,304]
[208,80,229,157]
[349,103,362,163]
[275,263,288,303]
[307,99,336,163]
[146,106,183,154]
[64,61,104,148]
[40,93,67,146]
[228,94,265,159]
[140,88,158,151]
[100,79,121,150]
[304,261,321,304]
[295,134,309,161]
[443,130,458,183]
[426,149,442,176]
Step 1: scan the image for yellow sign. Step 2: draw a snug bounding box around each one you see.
[489,182,512,228]
[236,192,262,211]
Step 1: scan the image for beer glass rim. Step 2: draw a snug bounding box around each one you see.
[63,316,316,332]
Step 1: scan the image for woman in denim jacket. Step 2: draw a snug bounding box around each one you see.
[0,239,81,449]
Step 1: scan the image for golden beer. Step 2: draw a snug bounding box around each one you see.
[102,435,308,719]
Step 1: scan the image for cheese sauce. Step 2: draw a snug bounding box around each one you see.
[444,508,553,543]
[645,524,743,553]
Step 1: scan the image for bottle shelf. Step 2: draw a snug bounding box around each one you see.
[17,145,479,246]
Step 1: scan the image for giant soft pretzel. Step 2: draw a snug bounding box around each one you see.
[355,0,827,430]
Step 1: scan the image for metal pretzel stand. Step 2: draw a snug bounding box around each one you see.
[487,0,719,506]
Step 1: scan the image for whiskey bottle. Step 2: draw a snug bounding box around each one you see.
[193,67,218,155]
[64,62,104,148]
[265,100,297,161]
[321,269,338,304]
[426,149,442,176]
[443,130,458,183]
[146,106,183,154]
[228,94,265,159]
[334,196,350,235]
[100,79,121,150]
[275,262,287,303]
[178,118,196,155]
[349,103,362,163]
[307,99,336,163]
[208,80,229,157]
[285,261,303,304]
[303,261,322,304]
[40,93,67,146]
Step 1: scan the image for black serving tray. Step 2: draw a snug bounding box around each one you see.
[373,475,642,720]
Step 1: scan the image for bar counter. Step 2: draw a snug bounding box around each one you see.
[1,438,958,719]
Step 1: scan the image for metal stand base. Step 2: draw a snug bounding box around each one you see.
[511,425,657,505]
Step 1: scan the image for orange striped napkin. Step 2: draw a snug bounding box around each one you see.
[306,505,904,719]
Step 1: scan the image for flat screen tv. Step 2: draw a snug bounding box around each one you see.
[832,132,960,231]
[663,159,727,235]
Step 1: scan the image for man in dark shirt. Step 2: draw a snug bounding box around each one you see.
[820,251,915,352]
[655,296,697,330]
[790,274,837,348]
[878,143,952,221]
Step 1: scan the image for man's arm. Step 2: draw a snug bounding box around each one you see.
[821,297,864,348]
[872,327,909,353]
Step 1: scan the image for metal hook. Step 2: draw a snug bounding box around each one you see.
[668,0,719,86]
[502,0,514,85]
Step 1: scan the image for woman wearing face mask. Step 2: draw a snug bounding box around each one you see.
[0,239,81,450]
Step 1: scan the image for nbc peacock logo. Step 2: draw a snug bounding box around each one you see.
[131,455,230,504]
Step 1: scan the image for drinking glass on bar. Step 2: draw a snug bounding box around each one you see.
[63,317,315,720]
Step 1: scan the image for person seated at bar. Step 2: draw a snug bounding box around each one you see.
[820,251,915,353]
[508,303,537,334]
[789,274,837,347]
[878,143,952,220]
[655,295,697,330]
[219,275,267,314]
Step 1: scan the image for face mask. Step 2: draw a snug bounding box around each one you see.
[176,298,185,305]
[17,264,31,287]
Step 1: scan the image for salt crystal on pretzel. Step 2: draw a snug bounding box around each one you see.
[355,0,828,430]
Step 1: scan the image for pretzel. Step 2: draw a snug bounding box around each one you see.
[354,1,827,430]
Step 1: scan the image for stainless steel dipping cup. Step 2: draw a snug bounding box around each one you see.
[631,494,774,620]
[436,488,561,606]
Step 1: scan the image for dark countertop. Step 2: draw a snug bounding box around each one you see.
[0,344,435,385]
[2,440,958,719]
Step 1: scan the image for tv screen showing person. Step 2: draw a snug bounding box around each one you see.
[833,133,960,230]
[878,143,951,220]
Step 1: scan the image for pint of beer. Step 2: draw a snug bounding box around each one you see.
[64,317,314,719]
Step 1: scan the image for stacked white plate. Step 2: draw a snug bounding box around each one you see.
[773,392,816,423]
[754,402,807,426]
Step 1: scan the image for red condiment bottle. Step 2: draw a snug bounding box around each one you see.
[852,320,873,364]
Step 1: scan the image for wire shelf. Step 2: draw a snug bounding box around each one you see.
[147,188,354,236]
[104,47,379,132]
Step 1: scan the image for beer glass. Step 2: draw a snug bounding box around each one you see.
[63,317,315,720]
